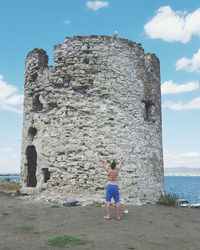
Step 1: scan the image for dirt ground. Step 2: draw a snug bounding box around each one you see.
[0,194,200,250]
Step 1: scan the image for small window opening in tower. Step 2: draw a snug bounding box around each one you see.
[42,168,50,183]
[28,127,37,140]
[25,145,37,187]
[32,94,43,112]
[47,102,58,111]
[144,100,156,122]
[30,72,38,82]
[83,58,89,64]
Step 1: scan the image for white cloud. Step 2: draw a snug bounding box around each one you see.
[11,153,18,159]
[144,6,200,43]
[163,96,200,110]
[0,155,20,174]
[86,1,109,11]
[0,74,23,114]
[175,57,190,71]
[161,80,199,95]
[64,19,71,25]
[176,48,200,72]
[164,151,200,168]
[0,147,13,153]
[180,152,200,158]
[0,146,20,173]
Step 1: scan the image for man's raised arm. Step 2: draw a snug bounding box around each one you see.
[117,152,128,171]
[97,152,108,170]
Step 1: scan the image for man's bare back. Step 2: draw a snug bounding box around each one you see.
[106,168,119,183]
[97,153,128,184]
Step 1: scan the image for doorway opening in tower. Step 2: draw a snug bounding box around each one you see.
[25,145,37,187]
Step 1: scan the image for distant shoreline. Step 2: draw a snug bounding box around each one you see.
[0,174,20,176]
[164,173,200,177]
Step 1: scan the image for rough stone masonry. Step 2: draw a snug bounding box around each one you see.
[20,35,164,205]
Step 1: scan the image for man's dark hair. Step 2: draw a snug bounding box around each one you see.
[110,160,117,169]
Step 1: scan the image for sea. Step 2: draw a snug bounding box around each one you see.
[1,175,200,204]
[164,176,200,204]
[0,175,20,181]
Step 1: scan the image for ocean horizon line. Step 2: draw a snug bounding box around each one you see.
[165,173,200,177]
[0,173,20,176]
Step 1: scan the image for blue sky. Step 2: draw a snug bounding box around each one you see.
[0,0,200,173]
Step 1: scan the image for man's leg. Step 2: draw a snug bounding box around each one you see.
[113,185,121,219]
[115,202,121,219]
[105,202,111,219]
[105,185,111,219]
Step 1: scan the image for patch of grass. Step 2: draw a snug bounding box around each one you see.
[47,235,87,247]
[0,180,20,193]
[16,226,33,233]
[158,193,179,207]
[1,212,10,216]
[50,205,61,208]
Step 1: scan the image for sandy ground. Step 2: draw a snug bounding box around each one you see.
[0,194,200,250]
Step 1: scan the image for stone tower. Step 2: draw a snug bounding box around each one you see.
[20,35,163,205]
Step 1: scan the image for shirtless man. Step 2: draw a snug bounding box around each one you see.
[97,152,128,220]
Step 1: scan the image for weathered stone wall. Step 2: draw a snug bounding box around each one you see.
[20,35,163,205]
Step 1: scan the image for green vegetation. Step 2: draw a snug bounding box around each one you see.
[16,226,33,233]
[158,193,179,207]
[50,205,61,208]
[47,235,87,247]
[124,40,135,47]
